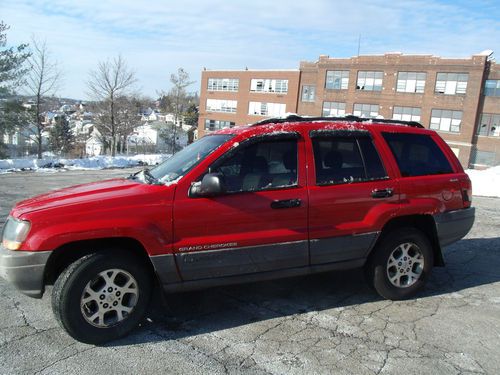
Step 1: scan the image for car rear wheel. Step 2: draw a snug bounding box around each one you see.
[52,250,152,344]
[366,228,433,300]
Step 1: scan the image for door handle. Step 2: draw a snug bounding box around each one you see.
[271,198,302,209]
[371,188,394,199]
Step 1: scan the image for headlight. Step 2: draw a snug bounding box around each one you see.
[2,216,31,250]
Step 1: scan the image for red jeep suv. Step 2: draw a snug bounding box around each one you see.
[0,116,475,343]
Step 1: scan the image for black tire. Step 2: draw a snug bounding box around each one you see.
[366,228,433,300]
[52,250,153,344]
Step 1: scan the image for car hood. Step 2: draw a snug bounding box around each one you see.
[12,178,161,217]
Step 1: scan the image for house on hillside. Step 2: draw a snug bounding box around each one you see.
[85,128,103,156]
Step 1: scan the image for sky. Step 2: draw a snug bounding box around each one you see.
[1,0,499,100]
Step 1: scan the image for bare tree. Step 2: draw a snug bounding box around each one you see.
[24,38,61,159]
[87,56,137,156]
[158,68,195,154]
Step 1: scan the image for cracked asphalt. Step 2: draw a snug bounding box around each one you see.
[1,168,499,374]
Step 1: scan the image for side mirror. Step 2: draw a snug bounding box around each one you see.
[190,173,225,197]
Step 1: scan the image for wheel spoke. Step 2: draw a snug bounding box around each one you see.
[82,288,99,304]
[102,270,119,288]
[387,254,398,267]
[390,274,401,287]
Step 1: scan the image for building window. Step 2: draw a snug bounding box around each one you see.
[356,71,383,91]
[392,106,421,122]
[204,119,235,131]
[248,102,286,116]
[207,78,239,92]
[484,80,500,96]
[323,102,346,116]
[325,70,349,90]
[353,103,379,118]
[430,109,462,132]
[435,73,468,95]
[301,85,316,102]
[396,72,426,93]
[206,99,237,113]
[470,150,496,166]
[477,113,500,137]
[250,79,288,93]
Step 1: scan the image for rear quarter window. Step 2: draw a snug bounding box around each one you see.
[382,132,453,177]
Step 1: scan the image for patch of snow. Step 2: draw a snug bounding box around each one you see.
[466,166,500,198]
[0,154,171,174]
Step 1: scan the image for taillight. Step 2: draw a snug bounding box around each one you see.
[460,176,472,208]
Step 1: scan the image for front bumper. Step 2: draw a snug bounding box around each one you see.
[0,244,51,298]
[434,207,475,247]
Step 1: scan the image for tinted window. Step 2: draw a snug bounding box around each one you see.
[382,133,453,177]
[212,139,297,193]
[312,136,387,185]
[357,138,387,179]
[150,134,232,183]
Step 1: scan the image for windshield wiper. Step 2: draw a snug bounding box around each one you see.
[127,170,141,180]
[127,169,161,185]
[142,169,162,185]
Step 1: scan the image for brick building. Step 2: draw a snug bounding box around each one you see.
[198,52,500,167]
[197,69,300,138]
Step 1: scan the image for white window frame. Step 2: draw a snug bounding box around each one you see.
[353,103,379,118]
[206,99,237,113]
[396,72,426,93]
[301,85,316,102]
[435,73,468,95]
[430,109,462,132]
[477,113,500,137]
[325,71,349,90]
[250,79,288,93]
[248,101,286,116]
[356,71,383,91]
[392,106,421,122]
[207,78,239,92]
[205,119,235,131]
[322,102,346,116]
[484,80,500,97]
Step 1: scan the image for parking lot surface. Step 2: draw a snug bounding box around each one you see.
[1,168,499,374]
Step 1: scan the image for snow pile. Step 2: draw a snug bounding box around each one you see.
[0,154,171,173]
[466,166,500,198]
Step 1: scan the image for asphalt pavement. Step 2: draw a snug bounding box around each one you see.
[0,168,499,374]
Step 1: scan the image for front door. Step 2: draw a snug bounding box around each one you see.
[172,134,309,281]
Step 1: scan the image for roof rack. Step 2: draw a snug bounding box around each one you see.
[251,114,424,128]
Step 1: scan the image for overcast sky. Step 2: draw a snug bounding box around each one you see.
[2,0,499,100]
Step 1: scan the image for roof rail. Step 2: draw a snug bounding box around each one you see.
[251,114,424,128]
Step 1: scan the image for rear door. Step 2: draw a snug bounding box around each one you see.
[172,133,309,281]
[307,129,400,266]
[380,131,463,213]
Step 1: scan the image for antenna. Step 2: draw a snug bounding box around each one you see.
[357,34,361,56]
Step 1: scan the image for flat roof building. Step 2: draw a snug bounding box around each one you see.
[198,69,300,138]
[198,52,500,168]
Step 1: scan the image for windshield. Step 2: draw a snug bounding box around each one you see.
[149,134,233,183]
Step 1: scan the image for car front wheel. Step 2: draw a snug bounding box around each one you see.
[52,250,152,344]
[366,228,434,300]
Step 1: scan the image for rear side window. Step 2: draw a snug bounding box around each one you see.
[382,133,453,177]
[312,134,387,185]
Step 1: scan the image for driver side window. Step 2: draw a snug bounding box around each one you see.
[214,139,298,193]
